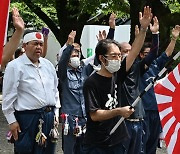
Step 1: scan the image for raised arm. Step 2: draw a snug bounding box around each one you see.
[144,16,159,67]
[107,13,116,39]
[150,25,180,73]
[2,8,24,69]
[58,30,76,80]
[41,27,49,58]
[126,6,153,71]
[165,25,180,57]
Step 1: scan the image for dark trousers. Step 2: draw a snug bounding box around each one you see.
[62,115,86,154]
[14,107,56,154]
[123,120,144,154]
[80,142,125,154]
[143,110,162,154]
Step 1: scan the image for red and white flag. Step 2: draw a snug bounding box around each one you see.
[155,63,180,154]
[0,0,10,64]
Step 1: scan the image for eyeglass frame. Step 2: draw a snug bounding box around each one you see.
[104,53,122,59]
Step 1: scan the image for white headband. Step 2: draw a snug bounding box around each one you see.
[23,32,44,43]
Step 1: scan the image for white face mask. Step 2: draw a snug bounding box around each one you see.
[103,57,121,73]
[69,57,80,68]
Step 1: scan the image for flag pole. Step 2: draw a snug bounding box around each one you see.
[110,51,180,135]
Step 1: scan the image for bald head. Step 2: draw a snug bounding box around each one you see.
[120,42,131,56]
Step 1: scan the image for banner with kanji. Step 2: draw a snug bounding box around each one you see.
[155,63,180,154]
[0,0,10,64]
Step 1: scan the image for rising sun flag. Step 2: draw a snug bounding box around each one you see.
[0,0,10,64]
[155,63,180,154]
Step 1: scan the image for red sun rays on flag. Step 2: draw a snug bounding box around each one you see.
[155,63,180,154]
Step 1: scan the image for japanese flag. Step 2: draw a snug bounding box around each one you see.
[0,0,10,64]
[155,63,180,154]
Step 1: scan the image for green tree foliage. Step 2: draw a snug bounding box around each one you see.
[10,0,132,44]
[10,0,180,66]
[10,1,58,29]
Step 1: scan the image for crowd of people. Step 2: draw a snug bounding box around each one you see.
[1,6,180,154]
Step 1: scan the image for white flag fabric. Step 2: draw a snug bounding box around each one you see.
[155,63,180,154]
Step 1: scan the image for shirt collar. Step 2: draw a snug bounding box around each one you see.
[21,54,42,67]
[67,65,82,73]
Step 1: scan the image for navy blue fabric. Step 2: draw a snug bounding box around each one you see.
[143,34,159,66]
[143,110,162,154]
[14,108,56,154]
[62,115,86,154]
[123,120,145,154]
[58,45,93,154]
[58,45,93,117]
[81,141,125,154]
[140,52,169,154]
[107,28,115,40]
[140,52,169,110]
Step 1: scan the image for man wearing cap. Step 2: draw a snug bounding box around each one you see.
[2,31,61,154]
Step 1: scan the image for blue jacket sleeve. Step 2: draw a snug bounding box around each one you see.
[154,52,169,71]
[107,28,115,40]
[84,64,94,76]
[58,45,74,81]
[144,33,159,66]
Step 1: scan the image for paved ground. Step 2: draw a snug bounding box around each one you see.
[0,103,63,154]
[0,102,167,154]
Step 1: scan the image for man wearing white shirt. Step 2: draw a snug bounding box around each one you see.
[2,31,60,154]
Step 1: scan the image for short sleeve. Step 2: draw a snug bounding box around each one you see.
[83,82,100,113]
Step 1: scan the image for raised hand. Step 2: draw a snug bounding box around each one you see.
[12,8,24,31]
[150,16,159,33]
[171,25,180,40]
[165,25,180,57]
[109,13,116,29]
[66,30,76,45]
[102,30,107,39]
[135,25,139,37]
[139,6,153,30]
[96,30,107,41]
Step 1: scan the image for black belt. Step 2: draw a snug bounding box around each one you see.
[44,106,53,112]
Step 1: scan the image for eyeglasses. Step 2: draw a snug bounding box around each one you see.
[104,54,122,58]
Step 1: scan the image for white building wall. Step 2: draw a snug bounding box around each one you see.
[80,25,130,58]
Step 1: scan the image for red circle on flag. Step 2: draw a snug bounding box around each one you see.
[35,33,42,39]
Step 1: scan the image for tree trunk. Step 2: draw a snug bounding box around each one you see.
[23,0,61,43]
[55,0,90,45]
[128,0,145,45]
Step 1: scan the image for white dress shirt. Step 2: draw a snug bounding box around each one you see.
[2,54,61,124]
